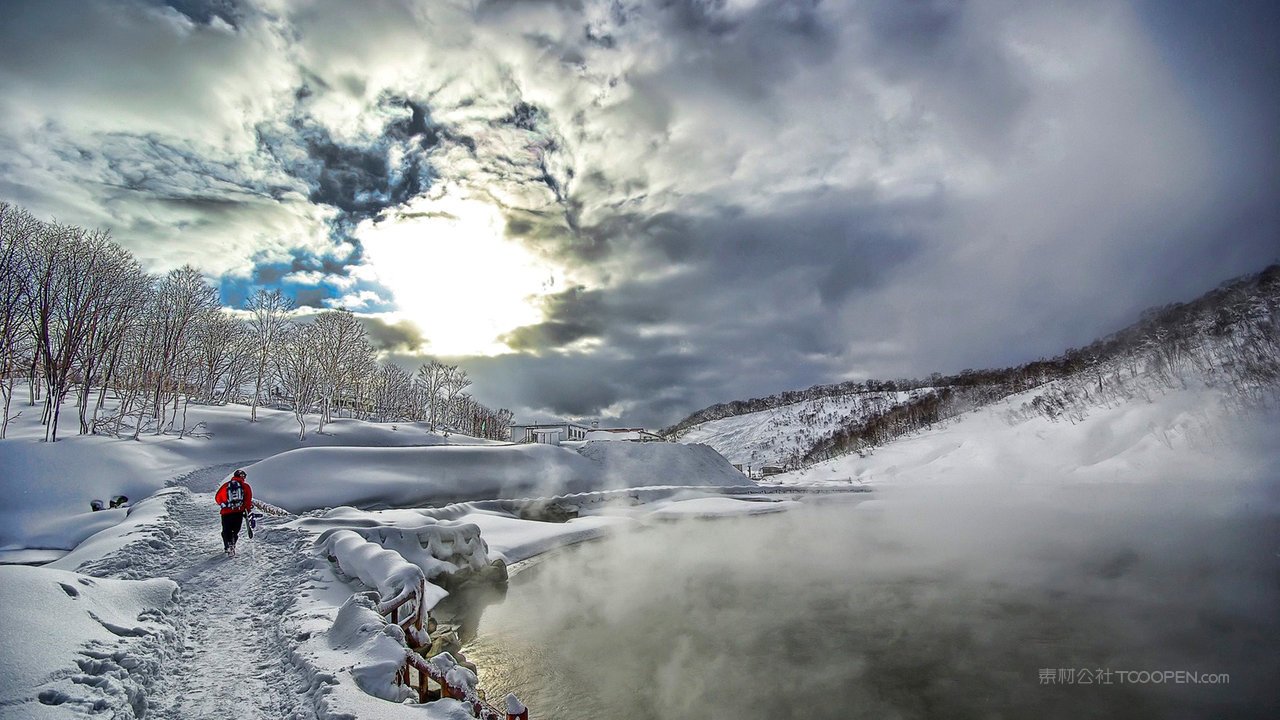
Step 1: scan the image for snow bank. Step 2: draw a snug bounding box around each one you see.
[0,398,469,552]
[322,530,429,613]
[646,496,802,519]
[327,593,416,703]
[577,440,748,487]
[355,522,490,580]
[47,487,182,572]
[0,565,177,718]
[246,443,601,512]
[461,511,634,565]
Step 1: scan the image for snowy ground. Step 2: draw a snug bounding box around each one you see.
[3,378,1277,718]
[0,394,779,719]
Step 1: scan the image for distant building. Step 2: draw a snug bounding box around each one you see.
[509,421,590,445]
[760,465,786,477]
[583,428,664,442]
[510,421,665,445]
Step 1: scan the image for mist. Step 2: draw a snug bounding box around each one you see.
[464,480,1279,719]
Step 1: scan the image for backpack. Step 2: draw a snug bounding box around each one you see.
[222,480,245,510]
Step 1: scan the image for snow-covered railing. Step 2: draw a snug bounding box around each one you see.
[321,526,528,716]
[323,530,430,645]
[401,650,526,719]
[250,498,291,517]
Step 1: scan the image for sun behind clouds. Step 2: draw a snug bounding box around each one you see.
[355,191,563,356]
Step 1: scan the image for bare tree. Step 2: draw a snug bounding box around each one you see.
[442,365,472,431]
[190,309,253,405]
[415,359,449,431]
[370,363,414,422]
[273,324,324,440]
[22,220,137,441]
[245,289,293,421]
[306,309,374,431]
[149,266,218,434]
[74,260,149,435]
[0,203,39,438]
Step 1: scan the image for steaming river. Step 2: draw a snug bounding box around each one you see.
[461,486,1277,719]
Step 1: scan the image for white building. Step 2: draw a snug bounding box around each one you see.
[509,421,665,445]
[509,421,591,445]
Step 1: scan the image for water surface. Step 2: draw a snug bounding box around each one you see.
[463,485,1278,719]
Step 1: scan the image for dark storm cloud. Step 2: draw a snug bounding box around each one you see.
[257,95,437,223]
[2,0,1277,428]
[291,287,334,309]
[158,0,242,27]
[360,317,426,352]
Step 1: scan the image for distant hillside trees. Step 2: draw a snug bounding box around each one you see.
[670,263,1279,467]
[800,264,1279,463]
[0,202,512,442]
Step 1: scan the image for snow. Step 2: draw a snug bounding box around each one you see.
[323,529,431,611]
[0,565,177,718]
[247,443,600,512]
[3,372,1276,719]
[458,511,630,565]
[776,381,1280,489]
[575,440,748,488]
[645,496,802,519]
[325,593,417,703]
[0,399,472,554]
[674,390,927,467]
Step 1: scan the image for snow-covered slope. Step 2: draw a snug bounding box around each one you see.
[0,400,481,554]
[575,440,747,487]
[674,390,926,467]
[246,439,749,513]
[775,379,1280,489]
[248,443,600,511]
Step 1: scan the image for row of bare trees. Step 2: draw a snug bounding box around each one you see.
[0,202,512,442]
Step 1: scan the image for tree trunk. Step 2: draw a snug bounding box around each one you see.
[0,376,13,439]
[179,395,191,439]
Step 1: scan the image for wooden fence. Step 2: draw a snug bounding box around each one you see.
[376,572,527,719]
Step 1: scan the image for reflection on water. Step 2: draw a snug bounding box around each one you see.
[462,485,1279,719]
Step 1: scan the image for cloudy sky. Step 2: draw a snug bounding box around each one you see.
[2,0,1276,427]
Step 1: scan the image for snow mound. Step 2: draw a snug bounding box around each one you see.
[246,443,600,512]
[326,593,416,703]
[0,566,178,718]
[646,496,801,519]
[322,530,432,614]
[0,399,467,553]
[576,441,749,487]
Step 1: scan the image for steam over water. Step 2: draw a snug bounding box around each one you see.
[463,483,1279,719]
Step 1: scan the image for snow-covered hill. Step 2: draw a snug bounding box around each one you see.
[673,390,927,468]
[775,378,1280,489]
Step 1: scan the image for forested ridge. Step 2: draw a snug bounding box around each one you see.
[667,264,1280,466]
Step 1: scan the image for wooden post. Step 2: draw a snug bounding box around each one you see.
[416,577,426,634]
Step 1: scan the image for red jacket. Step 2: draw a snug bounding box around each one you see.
[215,479,253,516]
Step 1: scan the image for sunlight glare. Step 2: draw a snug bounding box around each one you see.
[356,195,561,355]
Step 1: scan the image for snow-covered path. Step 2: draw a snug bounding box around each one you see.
[78,463,320,720]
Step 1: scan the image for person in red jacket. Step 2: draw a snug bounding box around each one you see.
[215,469,253,556]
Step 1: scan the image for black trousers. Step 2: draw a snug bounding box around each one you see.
[220,512,244,548]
